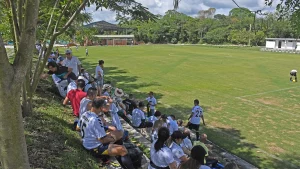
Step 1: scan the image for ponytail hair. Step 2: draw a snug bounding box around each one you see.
[154,127,170,152]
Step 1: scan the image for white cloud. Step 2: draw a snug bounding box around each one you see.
[85,0,277,23]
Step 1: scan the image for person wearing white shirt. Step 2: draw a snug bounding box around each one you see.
[95,60,104,96]
[62,49,81,76]
[167,115,179,135]
[79,87,97,118]
[132,102,153,128]
[180,129,193,156]
[169,131,189,167]
[290,69,297,82]
[187,99,205,141]
[151,114,168,142]
[146,91,157,117]
[147,110,161,125]
[77,98,134,169]
[148,127,177,169]
[178,145,210,169]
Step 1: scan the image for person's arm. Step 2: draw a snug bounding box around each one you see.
[201,115,206,126]
[98,135,116,144]
[64,67,73,79]
[63,96,69,106]
[168,161,177,169]
[153,99,157,106]
[188,112,193,121]
[179,155,189,163]
[86,102,92,112]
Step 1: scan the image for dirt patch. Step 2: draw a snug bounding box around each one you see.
[256,98,281,106]
[267,143,286,154]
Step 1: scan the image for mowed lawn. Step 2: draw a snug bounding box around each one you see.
[72,45,300,169]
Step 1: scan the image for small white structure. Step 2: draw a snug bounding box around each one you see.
[265,38,300,51]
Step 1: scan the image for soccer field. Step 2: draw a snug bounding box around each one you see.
[74,45,300,169]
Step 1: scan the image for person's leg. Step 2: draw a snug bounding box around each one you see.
[117,110,131,124]
[295,74,297,82]
[107,144,135,169]
[195,124,200,141]
[187,123,193,141]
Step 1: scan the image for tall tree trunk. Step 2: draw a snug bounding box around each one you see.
[0,86,30,169]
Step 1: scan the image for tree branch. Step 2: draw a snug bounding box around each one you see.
[17,0,24,32]
[54,0,72,33]
[9,0,21,44]
[0,34,14,88]
[44,0,60,42]
[54,0,88,36]
[13,0,40,85]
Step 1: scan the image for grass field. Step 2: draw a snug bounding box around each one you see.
[71,45,300,169]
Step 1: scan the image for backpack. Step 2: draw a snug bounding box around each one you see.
[124,143,143,169]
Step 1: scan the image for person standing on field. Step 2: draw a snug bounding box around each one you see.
[95,60,104,96]
[146,91,157,117]
[187,99,205,141]
[85,48,89,56]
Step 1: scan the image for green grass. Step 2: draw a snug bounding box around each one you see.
[25,79,104,169]
[70,45,300,169]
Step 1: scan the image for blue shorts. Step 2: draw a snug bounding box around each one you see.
[90,143,109,157]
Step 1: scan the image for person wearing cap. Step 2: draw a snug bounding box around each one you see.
[48,52,56,62]
[148,127,177,169]
[147,110,161,125]
[63,79,87,129]
[187,99,205,141]
[102,84,112,97]
[62,49,82,77]
[169,131,189,167]
[151,114,168,142]
[77,98,135,169]
[178,145,210,169]
[132,102,153,128]
[95,60,104,96]
[146,91,157,117]
[56,55,65,66]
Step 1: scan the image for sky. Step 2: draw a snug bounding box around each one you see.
[85,0,280,24]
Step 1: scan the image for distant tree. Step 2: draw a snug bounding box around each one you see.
[229,8,255,18]
[198,8,216,19]
[214,14,227,20]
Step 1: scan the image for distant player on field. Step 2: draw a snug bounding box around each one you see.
[187,99,205,141]
[290,69,297,82]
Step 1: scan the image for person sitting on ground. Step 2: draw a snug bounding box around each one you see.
[177,119,185,132]
[151,114,168,142]
[62,49,81,77]
[67,76,92,94]
[132,102,153,128]
[63,79,86,129]
[146,91,157,117]
[79,87,97,118]
[102,84,112,97]
[112,88,132,124]
[56,55,65,66]
[180,128,193,156]
[43,61,77,82]
[194,134,218,168]
[148,127,177,169]
[290,69,297,82]
[224,162,240,169]
[178,145,210,169]
[77,98,134,169]
[187,99,205,141]
[122,94,137,115]
[80,67,90,81]
[167,115,179,135]
[169,131,189,167]
[147,110,161,125]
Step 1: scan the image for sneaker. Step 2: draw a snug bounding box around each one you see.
[72,121,78,131]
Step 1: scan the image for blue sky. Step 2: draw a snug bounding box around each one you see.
[85,0,279,24]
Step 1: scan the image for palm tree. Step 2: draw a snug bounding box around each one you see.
[173,0,181,9]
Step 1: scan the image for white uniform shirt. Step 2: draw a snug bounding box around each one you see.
[291,69,298,73]
[63,56,81,76]
[146,97,157,110]
[148,116,158,124]
[79,98,91,118]
[180,137,193,151]
[189,105,203,125]
[169,142,186,167]
[95,65,104,80]
[79,111,106,150]
[132,108,145,127]
[200,165,211,169]
[167,117,179,135]
[67,81,77,94]
[148,141,175,169]
[110,103,123,131]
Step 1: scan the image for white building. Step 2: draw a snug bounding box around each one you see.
[265,38,300,51]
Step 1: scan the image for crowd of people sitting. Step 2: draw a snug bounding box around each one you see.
[42,49,240,169]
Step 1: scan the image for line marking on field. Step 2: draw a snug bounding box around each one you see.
[132,89,299,168]
[236,97,300,118]
[236,86,300,98]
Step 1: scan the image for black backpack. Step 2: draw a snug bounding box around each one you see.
[124,143,143,169]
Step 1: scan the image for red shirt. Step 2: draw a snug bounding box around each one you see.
[67,89,86,117]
